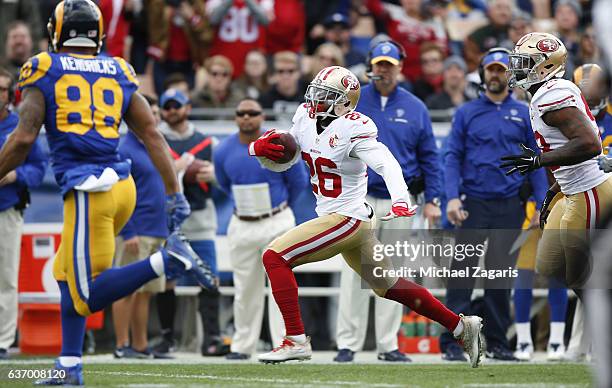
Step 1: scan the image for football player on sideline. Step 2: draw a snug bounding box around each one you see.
[501,32,612,293]
[0,0,215,385]
[248,65,484,367]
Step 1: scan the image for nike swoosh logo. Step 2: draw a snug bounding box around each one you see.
[169,252,193,270]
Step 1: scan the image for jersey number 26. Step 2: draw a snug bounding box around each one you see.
[302,152,342,198]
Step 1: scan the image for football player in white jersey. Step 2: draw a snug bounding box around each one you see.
[247,65,484,366]
[501,32,612,292]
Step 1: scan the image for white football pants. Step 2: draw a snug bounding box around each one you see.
[336,195,427,353]
[227,208,295,355]
[0,208,23,350]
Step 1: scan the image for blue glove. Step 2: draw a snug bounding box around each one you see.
[166,193,190,232]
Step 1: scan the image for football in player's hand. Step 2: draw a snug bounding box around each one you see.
[269,132,298,163]
[183,159,207,184]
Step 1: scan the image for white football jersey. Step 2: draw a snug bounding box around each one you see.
[290,104,377,221]
[530,78,609,195]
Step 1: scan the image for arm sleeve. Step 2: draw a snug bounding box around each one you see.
[15,139,47,188]
[244,0,271,25]
[351,138,410,204]
[444,108,466,200]
[206,0,233,25]
[282,161,310,206]
[416,108,442,202]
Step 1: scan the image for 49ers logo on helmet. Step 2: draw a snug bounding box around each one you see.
[536,38,559,53]
[341,75,359,91]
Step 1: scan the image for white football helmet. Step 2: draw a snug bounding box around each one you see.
[507,32,567,90]
[305,66,360,119]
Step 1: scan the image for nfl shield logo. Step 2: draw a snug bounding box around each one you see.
[329,134,339,148]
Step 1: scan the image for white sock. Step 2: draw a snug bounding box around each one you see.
[452,320,464,338]
[149,252,165,276]
[549,322,565,346]
[287,334,306,344]
[516,322,532,346]
[59,356,81,367]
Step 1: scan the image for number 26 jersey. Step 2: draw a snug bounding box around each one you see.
[18,51,139,195]
[290,104,378,221]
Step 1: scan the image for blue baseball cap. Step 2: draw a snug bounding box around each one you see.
[323,13,350,28]
[482,50,509,70]
[370,42,402,66]
[160,88,190,108]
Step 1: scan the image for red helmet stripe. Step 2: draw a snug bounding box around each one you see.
[322,67,337,80]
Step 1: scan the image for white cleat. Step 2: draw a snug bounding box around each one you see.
[514,343,534,361]
[258,337,312,364]
[547,343,566,361]
[562,349,587,362]
[457,314,484,368]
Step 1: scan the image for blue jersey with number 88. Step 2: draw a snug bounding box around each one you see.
[18,51,139,194]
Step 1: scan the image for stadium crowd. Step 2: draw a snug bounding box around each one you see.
[0,0,606,369]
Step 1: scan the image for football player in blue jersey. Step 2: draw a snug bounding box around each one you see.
[0,0,216,385]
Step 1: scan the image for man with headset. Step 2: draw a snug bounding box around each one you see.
[0,67,46,359]
[442,48,547,361]
[334,41,442,362]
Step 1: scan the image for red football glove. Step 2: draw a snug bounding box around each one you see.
[380,201,417,221]
[248,130,285,161]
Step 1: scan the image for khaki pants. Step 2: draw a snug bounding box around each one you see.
[0,208,23,349]
[227,208,295,354]
[115,235,166,293]
[335,196,418,353]
[537,176,612,288]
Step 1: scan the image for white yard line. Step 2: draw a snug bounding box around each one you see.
[89,370,407,388]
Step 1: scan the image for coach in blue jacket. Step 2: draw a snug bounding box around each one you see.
[334,42,442,363]
[441,49,547,361]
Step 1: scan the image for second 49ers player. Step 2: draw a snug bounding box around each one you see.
[501,32,612,291]
[248,66,484,367]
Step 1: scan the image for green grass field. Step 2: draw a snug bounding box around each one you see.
[0,361,594,387]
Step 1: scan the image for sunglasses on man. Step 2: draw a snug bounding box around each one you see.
[236,110,262,117]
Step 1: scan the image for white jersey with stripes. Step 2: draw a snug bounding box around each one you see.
[290,104,380,221]
[530,78,609,195]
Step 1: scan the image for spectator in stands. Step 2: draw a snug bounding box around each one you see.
[413,43,446,102]
[235,50,270,101]
[206,0,272,79]
[441,49,547,362]
[426,56,469,110]
[258,51,306,117]
[113,95,170,359]
[554,0,581,64]
[99,0,136,58]
[323,13,367,71]
[215,98,308,359]
[575,26,600,67]
[335,41,441,363]
[0,21,33,82]
[0,0,41,58]
[444,0,488,55]
[347,0,386,56]
[308,43,345,81]
[159,88,226,357]
[126,0,149,76]
[304,0,342,54]
[265,0,305,55]
[163,73,191,96]
[464,0,514,72]
[383,0,441,82]
[147,0,211,95]
[0,68,47,360]
[507,10,532,47]
[192,55,246,109]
